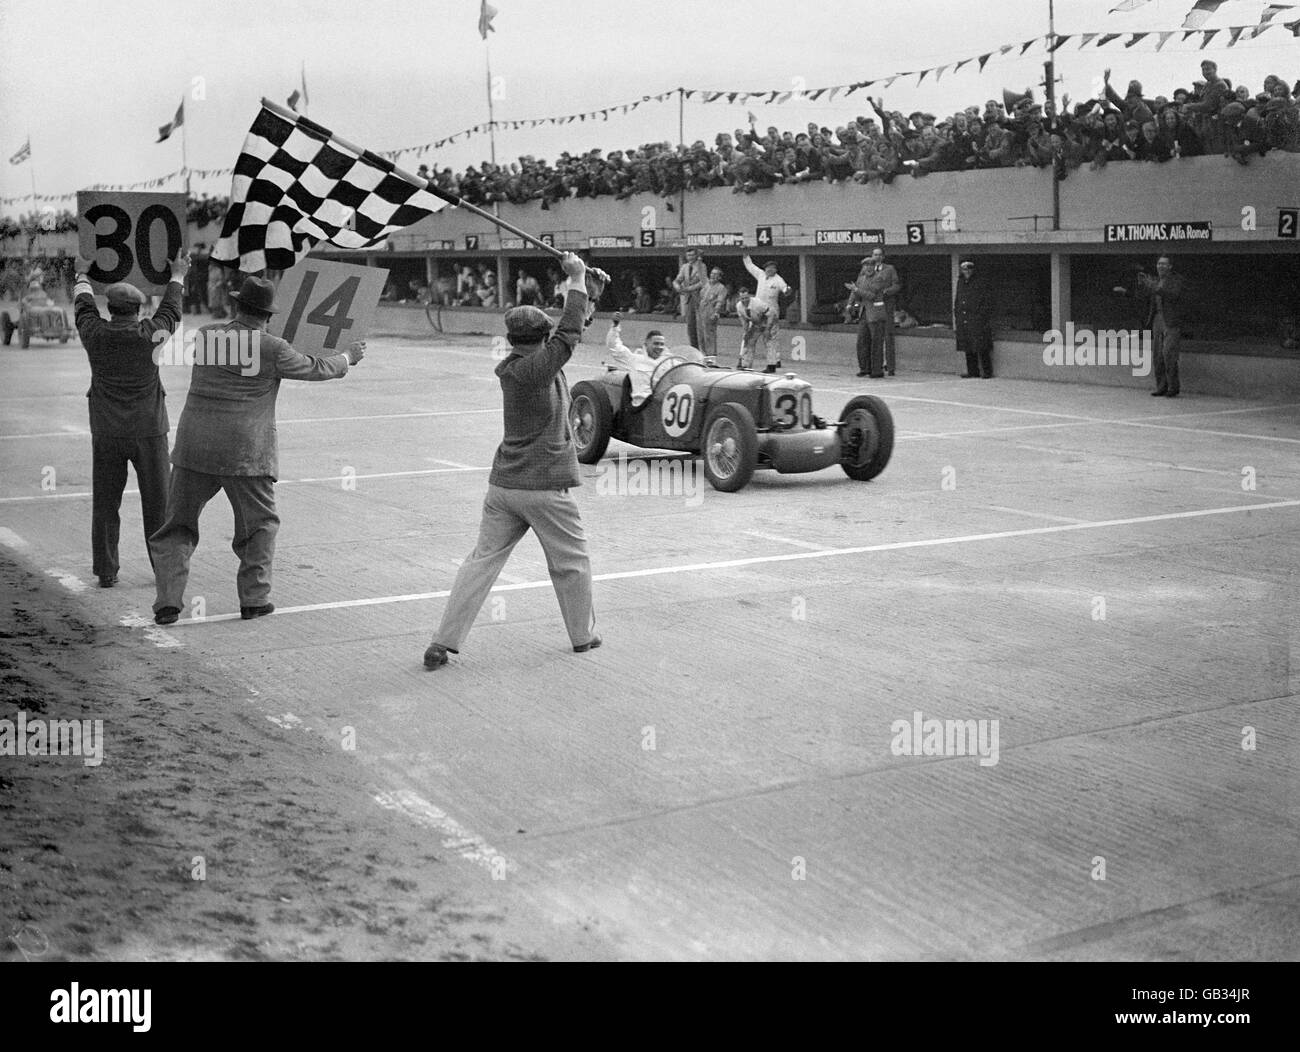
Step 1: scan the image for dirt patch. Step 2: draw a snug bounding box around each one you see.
[0,553,602,961]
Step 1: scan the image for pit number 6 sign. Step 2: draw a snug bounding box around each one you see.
[77,191,187,293]
[269,257,387,357]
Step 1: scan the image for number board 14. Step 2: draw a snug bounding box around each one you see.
[269,257,388,358]
[77,191,187,294]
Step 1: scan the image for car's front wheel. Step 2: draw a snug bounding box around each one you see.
[569,381,613,464]
[701,402,758,492]
[838,395,894,481]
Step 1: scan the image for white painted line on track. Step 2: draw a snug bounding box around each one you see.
[373,789,515,876]
[0,527,29,548]
[154,498,1300,624]
[0,465,491,503]
[981,505,1091,525]
[0,408,498,440]
[46,569,87,593]
[119,613,183,649]
[743,529,832,551]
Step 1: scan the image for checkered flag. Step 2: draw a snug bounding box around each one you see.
[212,102,450,274]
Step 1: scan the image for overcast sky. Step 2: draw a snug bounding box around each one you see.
[1,0,1296,208]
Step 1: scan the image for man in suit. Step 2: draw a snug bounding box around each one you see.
[423,251,600,670]
[846,248,902,377]
[148,275,365,625]
[953,258,995,378]
[72,254,188,588]
[1140,255,1188,398]
[672,248,708,348]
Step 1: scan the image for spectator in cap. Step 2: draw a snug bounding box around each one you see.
[424,251,602,670]
[953,258,995,379]
[71,254,189,588]
[148,274,366,625]
[741,255,791,371]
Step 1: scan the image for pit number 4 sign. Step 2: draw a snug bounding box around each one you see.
[269,257,387,357]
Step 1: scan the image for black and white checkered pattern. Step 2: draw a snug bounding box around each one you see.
[212,106,448,274]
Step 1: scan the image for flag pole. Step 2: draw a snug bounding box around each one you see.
[181,100,191,198]
[27,129,40,257]
[257,97,564,259]
[484,40,497,168]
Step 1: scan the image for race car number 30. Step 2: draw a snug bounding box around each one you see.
[661,384,695,437]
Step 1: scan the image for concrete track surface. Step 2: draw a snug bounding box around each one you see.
[2,325,1297,961]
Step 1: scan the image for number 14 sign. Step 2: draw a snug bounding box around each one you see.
[270,257,387,358]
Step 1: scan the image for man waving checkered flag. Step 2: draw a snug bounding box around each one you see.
[212,101,450,274]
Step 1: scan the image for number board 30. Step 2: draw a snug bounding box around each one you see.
[269,257,388,357]
[77,191,187,294]
[661,383,695,437]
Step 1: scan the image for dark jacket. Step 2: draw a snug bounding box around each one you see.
[953,274,995,336]
[1142,273,1191,330]
[74,279,182,437]
[488,287,588,491]
[171,323,349,478]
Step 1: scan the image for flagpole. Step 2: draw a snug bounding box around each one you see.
[484,37,497,167]
[27,129,40,257]
[181,101,190,198]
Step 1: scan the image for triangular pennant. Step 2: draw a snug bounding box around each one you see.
[1079,32,1098,47]
[954,58,971,73]
[883,75,899,88]
[1050,35,1071,50]
[1125,31,1149,46]
[978,53,992,71]
[827,86,843,101]
[1200,28,1219,47]
[1227,26,1246,45]
[934,65,948,81]
[1019,38,1036,55]
[1096,33,1121,46]
[776,91,792,103]
[1155,30,1176,49]
[1183,0,1224,31]
[809,88,826,101]
[916,69,929,85]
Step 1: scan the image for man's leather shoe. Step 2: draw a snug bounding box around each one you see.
[423,643,450,670]
[960,373,977,378]
[154,606,180,626]
[573,635,602,653]
[856,371,868,377]
[240,603,275,620]
[869,373,884,379]
[98,575,117,588]
[1165,391,1179,398]
[1151,390,1166,396]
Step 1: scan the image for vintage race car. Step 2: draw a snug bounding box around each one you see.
[569,352,894,492]
[1,300,72,349]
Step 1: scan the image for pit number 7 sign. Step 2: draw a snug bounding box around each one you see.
[269,257,387,357]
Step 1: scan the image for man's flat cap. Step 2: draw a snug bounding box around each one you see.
[504,305,553,340]
[105,282,146,308]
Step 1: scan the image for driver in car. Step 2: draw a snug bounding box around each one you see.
[604,315,674,407]
[22,280,63,323]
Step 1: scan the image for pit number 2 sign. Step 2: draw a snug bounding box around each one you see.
[269,257,387,357]
[77,191,187,294]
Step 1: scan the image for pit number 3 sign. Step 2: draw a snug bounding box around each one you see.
[269,257,387,357]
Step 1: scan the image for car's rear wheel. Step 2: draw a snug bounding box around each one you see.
[570,381,613,464]
[701,402,758,492]
[838,395,894,481]
[0,312,13,346]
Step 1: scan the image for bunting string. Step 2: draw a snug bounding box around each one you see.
[4,16,1297,209]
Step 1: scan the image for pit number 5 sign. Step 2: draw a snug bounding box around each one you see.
[77,191,187,294]
[270,257,387,357]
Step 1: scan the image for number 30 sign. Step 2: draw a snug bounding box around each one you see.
[269,257,387,357]
[77,191,187,293]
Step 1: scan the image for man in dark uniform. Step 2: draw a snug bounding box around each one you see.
[72,254,189,588]
[148,276,366,625]
[953,257,995,378]
[423,251,601,670]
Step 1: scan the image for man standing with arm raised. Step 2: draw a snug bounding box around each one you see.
[72,253,189,589]
[423,251,599,670]
[148,275,365,625]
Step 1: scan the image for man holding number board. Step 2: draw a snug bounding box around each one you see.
[72,252,189,588]
[148,275,366,626]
